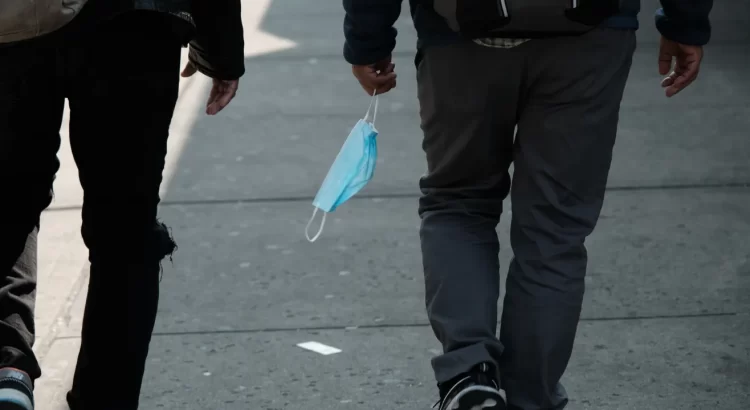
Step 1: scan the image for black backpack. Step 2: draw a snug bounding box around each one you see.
[426,0,622,38]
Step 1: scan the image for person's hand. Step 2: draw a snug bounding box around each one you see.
[181,61,240,115]
[658,36,704,98]
[352,56,397,96]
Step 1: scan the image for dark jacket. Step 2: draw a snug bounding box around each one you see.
[122,0,246,80]
[0,0,244,80]
[182,0,246,80]
[343,0,714,66]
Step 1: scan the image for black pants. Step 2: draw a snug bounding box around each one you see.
[418,29,636,410]
[0,11,181,410]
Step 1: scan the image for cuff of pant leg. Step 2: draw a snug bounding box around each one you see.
[430,341,503,384]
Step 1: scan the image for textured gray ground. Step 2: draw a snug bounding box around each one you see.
[34,1,749,409]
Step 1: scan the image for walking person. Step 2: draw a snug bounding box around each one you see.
[0,0,244,409]
[342,1,712,409]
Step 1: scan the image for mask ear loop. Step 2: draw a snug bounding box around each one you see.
[305,208,327,243]
[364,89,379,127]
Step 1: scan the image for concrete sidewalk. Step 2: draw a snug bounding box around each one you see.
[33,0,749,409]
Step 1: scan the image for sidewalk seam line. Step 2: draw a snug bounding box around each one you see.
[52,311,737,340]
[42,182,750,212]
[33,264,89,362]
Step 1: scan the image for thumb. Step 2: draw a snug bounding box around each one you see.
[181,61,198,77]
[658,51,673,76]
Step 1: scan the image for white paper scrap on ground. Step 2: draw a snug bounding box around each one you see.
[297,341,342,355]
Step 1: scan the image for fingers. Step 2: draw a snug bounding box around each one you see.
[360,79,397,96]
[382,62,396,75]
[206,80,239,115]
[658,38,703,98]
[661,66,685,98]
[213,83,238,113]
[662,48,702,98]
[183,66,239,115]
[373,62,397,94]
[661,71,677,88]
[181,61,198,78]
[664,64,699,98]
[663,71,698,98]
[206,84,220,107]
[358,75,397,95]
[372,58,393,73]
[353,64,398,96]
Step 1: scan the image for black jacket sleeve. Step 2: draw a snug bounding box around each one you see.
[343,0,404,66]
[656,0,714,46]
[188,0,245,80]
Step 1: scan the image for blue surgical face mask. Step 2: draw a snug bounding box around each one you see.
[305,94,379,242]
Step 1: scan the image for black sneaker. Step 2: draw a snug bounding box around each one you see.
[0,368,34,410]
[436,363,506,410]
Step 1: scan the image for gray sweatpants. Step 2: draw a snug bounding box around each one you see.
[417,28,636,410]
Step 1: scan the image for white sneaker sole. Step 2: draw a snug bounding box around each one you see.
[445,385,506,410]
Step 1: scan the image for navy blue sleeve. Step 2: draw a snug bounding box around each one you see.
[655,0,714,45]
[343,0,404,65]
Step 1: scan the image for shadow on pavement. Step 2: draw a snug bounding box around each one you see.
[141,0,750,409]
